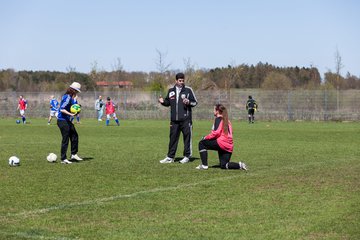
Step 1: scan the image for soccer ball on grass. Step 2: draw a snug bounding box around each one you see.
[9,156,20,166]
[47,153,57,163]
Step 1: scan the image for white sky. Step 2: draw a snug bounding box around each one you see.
[0,0,359,78]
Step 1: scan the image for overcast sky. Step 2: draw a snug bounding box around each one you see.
[1,0,359,78]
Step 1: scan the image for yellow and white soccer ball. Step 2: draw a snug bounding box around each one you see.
[47,153,57,163]
[70,104,81,114]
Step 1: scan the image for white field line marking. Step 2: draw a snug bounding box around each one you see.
[7,175,240,218]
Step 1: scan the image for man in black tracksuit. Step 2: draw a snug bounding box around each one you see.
[246,95,258,123]
[158,73,198,164]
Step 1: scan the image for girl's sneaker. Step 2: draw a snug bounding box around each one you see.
[239,162,248,171]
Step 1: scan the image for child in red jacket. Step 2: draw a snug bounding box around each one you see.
[105,97,120,126]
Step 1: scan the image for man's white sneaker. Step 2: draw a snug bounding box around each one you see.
[61,159,72,164]
[179,157,190,164]
[239,161,248,171]
[159,157,174,164]
[71,154,83,161]
[196,164,208,170]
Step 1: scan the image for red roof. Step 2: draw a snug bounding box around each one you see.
[96,81,133,87]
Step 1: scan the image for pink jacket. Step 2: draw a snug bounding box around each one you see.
[105,101,116,114]
[204,119,233,152]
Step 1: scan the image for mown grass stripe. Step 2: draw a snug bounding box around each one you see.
[8,175,239,218]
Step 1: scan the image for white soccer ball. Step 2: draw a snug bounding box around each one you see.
[9,156,20,166]
[47,153,57,163]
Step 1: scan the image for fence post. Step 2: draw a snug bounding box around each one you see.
[337,87,340,113]
[229,89,232,118]
[324,89,328,121]
[123,91,127,119]
[287,91,293,121]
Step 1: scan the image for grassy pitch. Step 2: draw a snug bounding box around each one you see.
[0,119,359,240]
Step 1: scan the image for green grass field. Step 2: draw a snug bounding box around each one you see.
[0,119,359,240]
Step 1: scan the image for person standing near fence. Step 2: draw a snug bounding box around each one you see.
[105,97,120,126]
[95,95,104,121]
[48,95,59,125]
[17,95,27,124]
[246,95,258,123]
[57,82,83,164]
[158,72,198,164]
[197,103,247,170]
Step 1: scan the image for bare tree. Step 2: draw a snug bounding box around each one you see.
[111,57,124,82]
[334,47,344,89]
[152,49,172,91]
[334,47,344,76]
[90,61,99,82]
[183,57,196,85]
[111,58,123,72]
[89,61,105,90]
[66,65,77,82]
[66,65,76,73]
[183,57,196,74]
[155,49,171,74]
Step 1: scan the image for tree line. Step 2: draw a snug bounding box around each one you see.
[1,62,359,92]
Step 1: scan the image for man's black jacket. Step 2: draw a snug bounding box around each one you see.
[161,85,197,122]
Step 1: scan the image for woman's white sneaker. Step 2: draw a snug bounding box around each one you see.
[159,157,174,163]
[61,159,72,164]
[71,154,83,161]
[195,164,208,170]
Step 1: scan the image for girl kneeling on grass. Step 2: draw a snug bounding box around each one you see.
[197,103,247,170]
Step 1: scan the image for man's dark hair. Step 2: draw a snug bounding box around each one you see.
[176,73,185,80]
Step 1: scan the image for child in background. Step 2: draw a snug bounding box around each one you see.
[48,95,59,125]
[105,97,120,126]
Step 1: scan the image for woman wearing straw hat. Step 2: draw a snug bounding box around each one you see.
[57,82,83,164]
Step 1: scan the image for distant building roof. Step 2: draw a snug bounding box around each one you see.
[96,81,133,88]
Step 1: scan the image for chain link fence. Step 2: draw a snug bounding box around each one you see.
[1,89,359,121]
